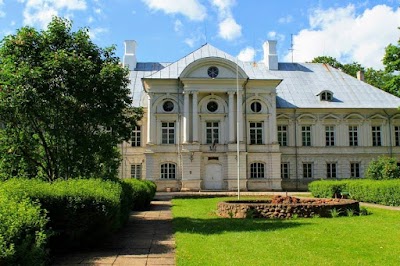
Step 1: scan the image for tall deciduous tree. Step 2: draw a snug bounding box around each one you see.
[383,29,400,96]
[0,17,142,181]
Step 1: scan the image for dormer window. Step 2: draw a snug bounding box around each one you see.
[318,90,333,101]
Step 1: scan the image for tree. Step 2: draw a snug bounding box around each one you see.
[365,156,399,180]
[0,17,142,181]
[382,28,400,96]
[311,56,344,70]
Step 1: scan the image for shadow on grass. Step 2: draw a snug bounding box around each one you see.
[173,216,309,235]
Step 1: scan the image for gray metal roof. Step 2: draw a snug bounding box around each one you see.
[129,44,400,109]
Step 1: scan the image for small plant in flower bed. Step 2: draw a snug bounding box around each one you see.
[0,178,127,251]
[122,179,157,211]
[0,194,49,265]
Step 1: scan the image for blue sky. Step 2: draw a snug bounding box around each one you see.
[0,0,399,69]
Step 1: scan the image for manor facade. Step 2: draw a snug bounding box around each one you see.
[118,40,400,191]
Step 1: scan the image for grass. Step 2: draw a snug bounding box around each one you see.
[172,197,400,266]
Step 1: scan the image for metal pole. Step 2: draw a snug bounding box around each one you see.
[236,58,240,200]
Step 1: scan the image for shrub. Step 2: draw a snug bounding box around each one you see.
[366,156,400,180]
[122,179,157,211]
[347,179,400,206]
[0,194,49,265]
[308,180,350,198]
[309,179,400,206]
[0,178,127,251]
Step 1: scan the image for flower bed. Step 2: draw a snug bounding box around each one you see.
[217,196,360,218]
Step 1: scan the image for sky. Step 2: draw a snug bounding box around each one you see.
[0,0,399,70]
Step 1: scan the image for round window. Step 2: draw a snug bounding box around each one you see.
[207,101,218,112]
[251,101,262,113]
[207,66,219,78]
[163,101,174,112]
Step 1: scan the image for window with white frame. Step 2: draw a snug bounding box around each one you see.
[250,162,265,178]
[130,164,142,179]
[326,163,337,178]
[302,126,311,146]
[281,163,289,179]
[131,125,141,147]
[303,163,313,178]
[249,122,263,144]
[206,122,219,144]
[161,163,176,179]
[350,162,360,178]
[348,125,358,146]
[395,126,400,146]
[372,126,381,146]
[325,126,335,146]
[278,125,288,146]
[161,122,175,144]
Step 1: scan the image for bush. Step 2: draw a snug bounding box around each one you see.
[122,179,157,211]
[0,178,128,251]
[366,156,400,180]
[347,179,400,206]
[308,179,400,206]
[0,194,49,265]
[308,180,350,198]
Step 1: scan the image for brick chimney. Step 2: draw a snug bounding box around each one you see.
[357,70,364,82]
[263,40,278,70]
[123,40,137,70]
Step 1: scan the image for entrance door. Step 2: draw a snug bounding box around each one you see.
[204,163,223,190]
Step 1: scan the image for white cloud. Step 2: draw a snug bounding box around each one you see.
[284,4,400,69]
[267,31,285,42]
[237,47,255,62]
[21,0,87,28]
[218,17,241,41]
[210,0,242,41]
[88,27,108,40]
[174,19,183,33]
[278,15,293,24]
[141,0,206,21]
[0,0,5,18]
[184,30,205,47]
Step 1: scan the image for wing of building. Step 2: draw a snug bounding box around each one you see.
[119,40,400,191]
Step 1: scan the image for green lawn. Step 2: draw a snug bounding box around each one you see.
[172,197,400,266]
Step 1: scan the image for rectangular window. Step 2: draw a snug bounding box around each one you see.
[161,163,176,179]
[131,125,141,147]
[350,162,360,178]
[161,122,175,144]
[372,126,381,146]
[130,164,142,179]
[250,122,263,144]
[206,122,219,144]
[281,163,289,179]
[349,125,358,146]
[278,125,288,146]
[250,163,265,178]
[303,163,313,178]
[395,126,400,146]
[327,163,337,178]
[302,126,311,146]
[325,126,335,146]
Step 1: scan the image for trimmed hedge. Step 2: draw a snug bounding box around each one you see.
[0,194,49,265]
[308,180,350,198]
[308,179,400,206]
[122,179,157,211]
[0,178,128,250]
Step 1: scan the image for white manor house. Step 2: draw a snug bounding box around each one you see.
[118,40,400,191]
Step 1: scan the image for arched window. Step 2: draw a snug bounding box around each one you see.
[160,163,176,179]
[250,162,265,178]
[318,90,333,101]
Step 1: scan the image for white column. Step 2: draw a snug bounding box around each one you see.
[183,91,190,143]
[147,93,154,144]
[270,93,278,143]
[228,91,235,143]
[192,91,199,142]
[237,91,243,142]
